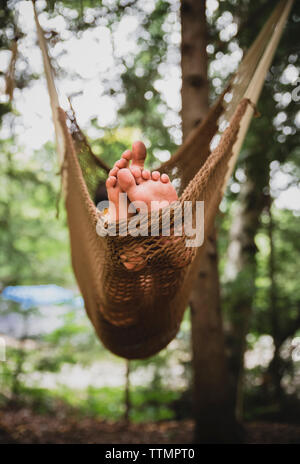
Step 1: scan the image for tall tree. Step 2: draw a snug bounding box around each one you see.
[181,0,237,443]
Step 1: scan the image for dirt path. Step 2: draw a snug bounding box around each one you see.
[0,407,299,444]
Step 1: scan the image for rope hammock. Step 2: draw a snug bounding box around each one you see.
[33,0,293,359]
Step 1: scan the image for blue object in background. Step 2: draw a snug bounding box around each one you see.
[1,285,84,337]
[2,285,75,309]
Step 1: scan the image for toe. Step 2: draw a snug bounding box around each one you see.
[131,141,147,168]
[121,149,132,163]
[106,176,117,189]
[161,173,169,183]
[142,169,151,180]
[131,166,142,179]
[117,168,137,194]
[151,171,160,181]
[116,158,127,169]
[109,166,119,177]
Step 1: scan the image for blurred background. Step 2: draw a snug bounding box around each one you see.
[0,0,299,444]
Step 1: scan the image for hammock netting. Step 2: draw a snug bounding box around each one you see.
[33,0,293,359]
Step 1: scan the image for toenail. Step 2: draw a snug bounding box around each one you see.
[142,169,150,179]
[152,171,160,180]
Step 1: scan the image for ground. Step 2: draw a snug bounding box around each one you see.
[0,407,300,444]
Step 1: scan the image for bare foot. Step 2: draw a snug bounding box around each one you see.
[117,141,177,210]
[105,141,179,270]
[106,141,178,219]
[105,142,147,219]
[105,149,132,220]
[117,168,178,211]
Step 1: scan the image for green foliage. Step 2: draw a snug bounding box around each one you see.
[254,208,300,334]
[0,141,72,287]
[118,0,177,164]
[0,102,12,124]
[74,385,178,422]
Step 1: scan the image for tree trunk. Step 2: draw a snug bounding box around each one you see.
[124,360,131,422]
[181,0,237,443]
[224,174,269,418]
[181,0,209,135]
[190,233,238,442]
[266,199,283,404]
